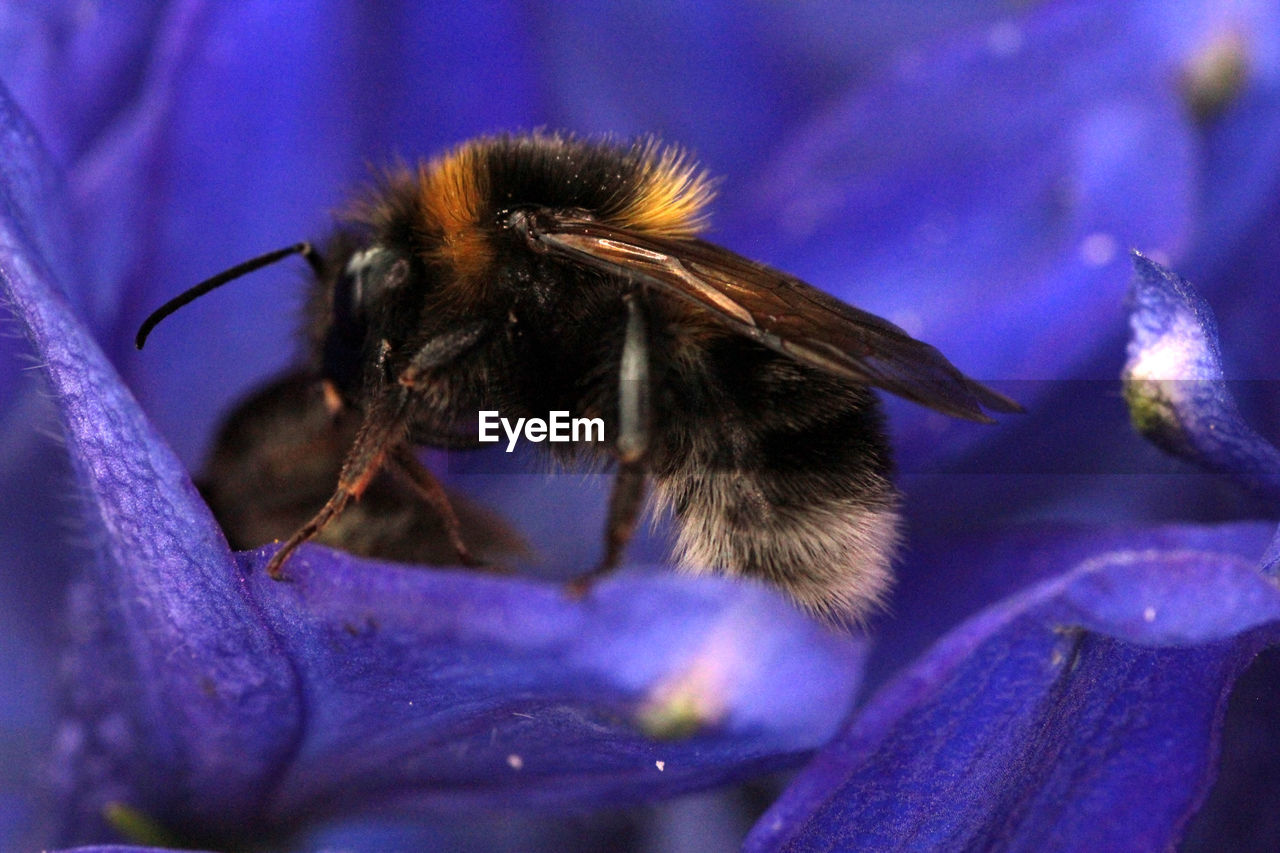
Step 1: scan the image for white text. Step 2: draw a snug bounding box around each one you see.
[478,410,605,452]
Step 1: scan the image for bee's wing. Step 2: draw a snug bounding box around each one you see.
[519,213,1021,422]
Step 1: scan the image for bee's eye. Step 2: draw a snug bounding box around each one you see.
[336,245,410,323]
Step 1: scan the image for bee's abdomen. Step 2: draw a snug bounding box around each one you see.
[652,341,901,624]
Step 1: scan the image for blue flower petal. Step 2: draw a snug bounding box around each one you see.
[0,2,210,330]
[1194,194,1280,431]
[0,1,179,166]
[239,549,859,828]
[0,81,302,840]
[1124,252,1280,507]
[747,1,1194,395]
[537,1,1020,185]
[745,525,1280,851]
[51,848,217,853]
[1264,523,1280,579]
[1179,6,1280,280]
[866,522,1276,692]
[0,75,84,612]
[1181,643,1280,850]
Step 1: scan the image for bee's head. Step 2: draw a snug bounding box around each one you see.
[319,241,415,398]
[331,245,411,333]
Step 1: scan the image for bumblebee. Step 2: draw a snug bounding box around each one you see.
[138,132,1018,622]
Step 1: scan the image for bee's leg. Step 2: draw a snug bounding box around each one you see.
[398,319,492,388]
[387,444,484,567]
[386,321,492,566]
[569,292,651,597]
[265,391,407,580]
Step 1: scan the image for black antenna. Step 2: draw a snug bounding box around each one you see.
[135,242,318,349]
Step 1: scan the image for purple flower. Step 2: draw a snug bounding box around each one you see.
[1124,252,1280,507]
[747,522,1280,852]
[5,1,1280,850]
